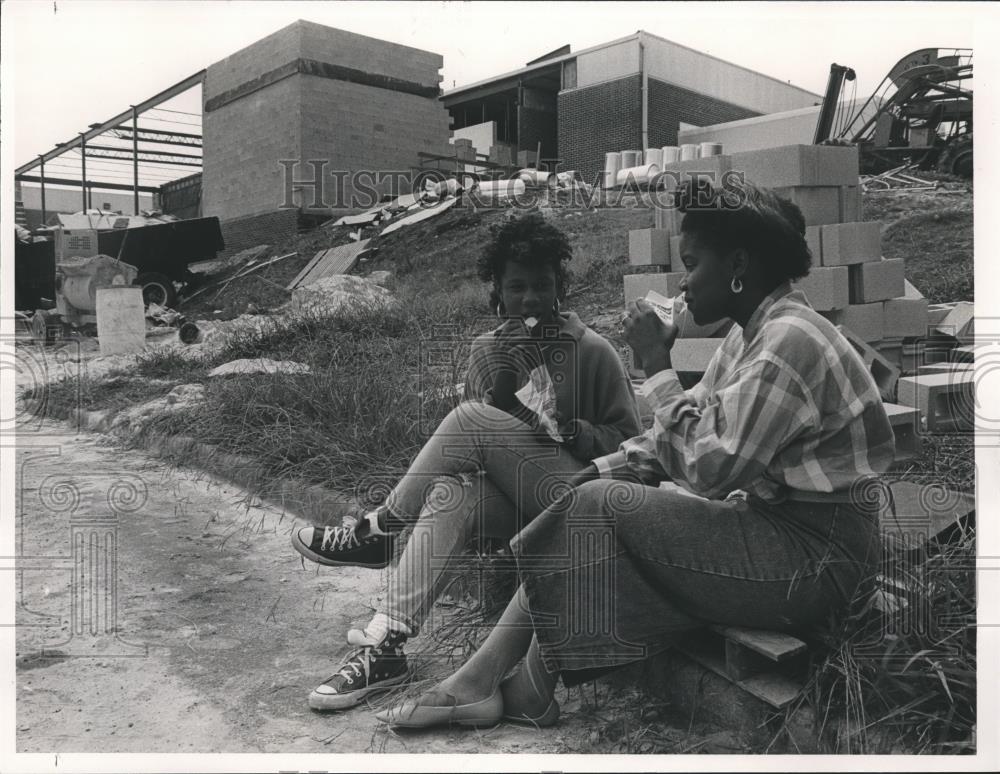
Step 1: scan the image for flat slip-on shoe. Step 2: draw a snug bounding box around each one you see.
[374,689,503,729]
[503,698,560,727]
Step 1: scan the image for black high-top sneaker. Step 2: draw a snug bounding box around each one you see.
[291,520,395,569]
[308,630,409,711]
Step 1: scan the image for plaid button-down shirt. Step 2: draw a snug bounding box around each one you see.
[594,284,896,502]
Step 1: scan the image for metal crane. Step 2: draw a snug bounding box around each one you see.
[814,48,972,177]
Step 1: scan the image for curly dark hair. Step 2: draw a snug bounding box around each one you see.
[477,211,573,308]
[677,177,813,289]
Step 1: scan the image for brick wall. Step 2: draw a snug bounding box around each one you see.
[557,74,642,184]
[299,76,452,208]
[217,208,300,259]
[205,23,302,100]
[298,20,443,89]
[202,21,451,220]
[202,76,302,221]
[647,78,760,148]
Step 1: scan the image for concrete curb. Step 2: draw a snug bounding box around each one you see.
[59,404,351,526]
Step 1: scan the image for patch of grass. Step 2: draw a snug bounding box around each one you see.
[781,522,976,754]
[23,354,210,416]
[144,303,469,493]
[883,209,973,303]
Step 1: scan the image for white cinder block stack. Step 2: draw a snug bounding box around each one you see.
[621,143,971,439]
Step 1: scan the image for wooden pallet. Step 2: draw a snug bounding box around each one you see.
[675,625,808,709]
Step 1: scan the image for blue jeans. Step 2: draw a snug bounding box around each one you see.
[380,402,586,635]
[511,480,881,682]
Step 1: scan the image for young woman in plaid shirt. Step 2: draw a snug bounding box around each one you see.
[376,179,895,729]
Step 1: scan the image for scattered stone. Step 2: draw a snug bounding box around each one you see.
[166,383,206,406]
[286,274,394,317]
[208,359,311,378]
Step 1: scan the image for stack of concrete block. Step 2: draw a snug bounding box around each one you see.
[517,149,538,168]
[624,142,971,440]
[452,138,477,167]
[488,144,513,166]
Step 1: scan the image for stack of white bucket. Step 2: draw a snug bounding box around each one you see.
[605,142,724,188]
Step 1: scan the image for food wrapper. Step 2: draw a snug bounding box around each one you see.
[644,289,677,325]
[515,365,563,442]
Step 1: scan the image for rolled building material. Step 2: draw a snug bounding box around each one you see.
[661,146,681,164]
[604,152,622,189]
[616,163,661,186]
[680,144,700,161]
[699,142,724,158]
[621,150,641,168]
[644,148,663,169]
[517,169,556,187]
[474,178,527,199]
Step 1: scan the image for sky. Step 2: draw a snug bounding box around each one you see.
[3,0,990,174]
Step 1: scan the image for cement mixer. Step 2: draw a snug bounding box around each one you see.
[31,254,140,340]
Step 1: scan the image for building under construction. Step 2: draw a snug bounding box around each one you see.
[14,20,820,253]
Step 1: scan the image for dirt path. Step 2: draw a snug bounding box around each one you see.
[14,418,597,755]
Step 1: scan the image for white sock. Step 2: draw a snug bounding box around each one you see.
[365,612,411,643]
[364,508,387,536]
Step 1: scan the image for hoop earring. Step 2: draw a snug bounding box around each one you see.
[553,298,561,315]
[496,302,505,319]
[730,277,743,295]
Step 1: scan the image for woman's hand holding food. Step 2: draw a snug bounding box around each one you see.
[623,299,678,377]
[491,318,545,408]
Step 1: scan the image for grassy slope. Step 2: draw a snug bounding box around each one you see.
[25,188,977,754]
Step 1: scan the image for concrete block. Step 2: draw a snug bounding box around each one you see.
[935,301,974,340]
[819,222,882,266]
[730,144,859,188]
[952,344,977,363]
[877,341,903,371]
[792,266,849,311]
[772,186,842,226]
[836,324,899,399]
[884,297,929,338]
[903,279,925,299]
[629,229,672,267]
[624,272,685,302]
[918,361,974,375]
[849,258,905,303]
[670,235,684,272]
[897,371,975,432]
[805,226,821,265]
[672,338,726,375]
[883,402,921,462]
[654,206,684,234]
[927,302,954,328]
[839,185,862,222]
[827,303,885,343]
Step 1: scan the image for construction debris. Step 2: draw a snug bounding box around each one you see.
[208,359,312,378]
[286,274,394,317]
[332,209,383,227]
[379,198,458,236]
[861,164,938,192]
[189,244,271,276]
[286,240,371,291]
[182,251,298,303]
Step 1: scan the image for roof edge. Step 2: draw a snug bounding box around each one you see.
[443,31,640,98]
[637,30,822,100]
